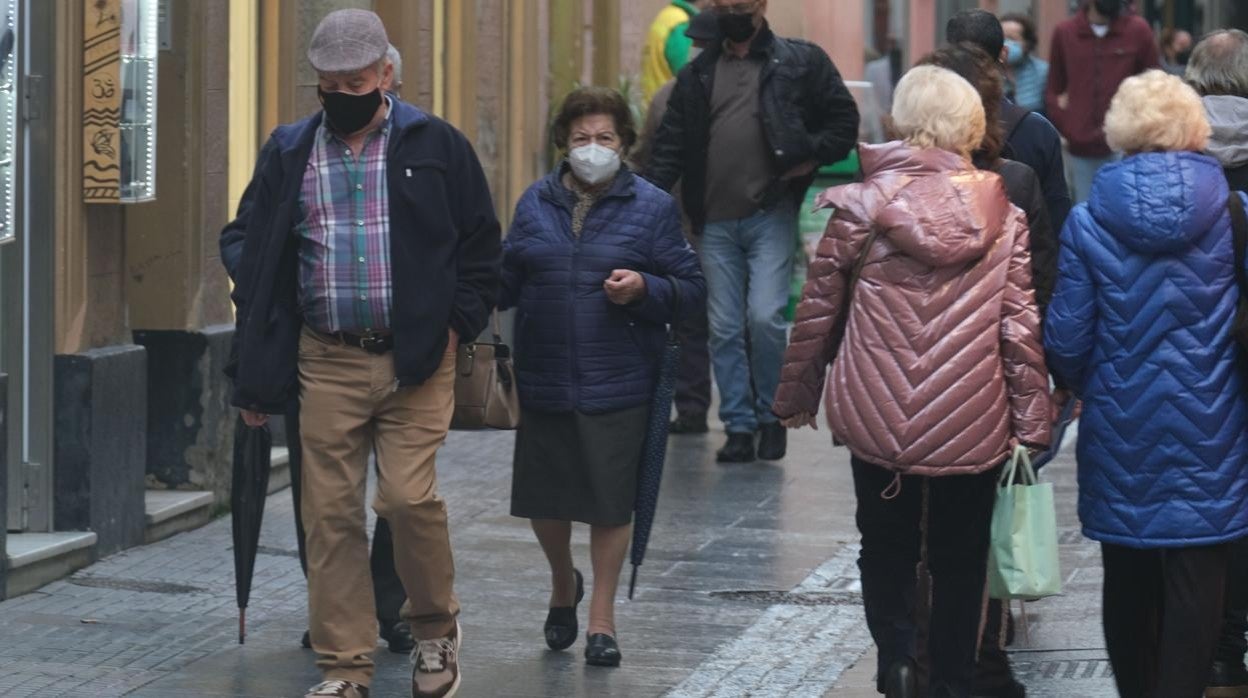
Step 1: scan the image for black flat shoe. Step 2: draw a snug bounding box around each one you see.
[379,621,415,653]
[670,413,709,434]
[544,569,584,651]
[584,633,622,667]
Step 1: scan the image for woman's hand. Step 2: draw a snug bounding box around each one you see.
[604,269,646,305]
[780,413,818,430]
[241,409,269,428]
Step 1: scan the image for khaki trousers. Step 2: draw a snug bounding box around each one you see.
[298,327,459,685]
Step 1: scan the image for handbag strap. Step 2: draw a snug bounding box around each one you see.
[998,445,1037,488]
[491,309,503,344]
[843,225,881,319]
[1229,193,1248,299]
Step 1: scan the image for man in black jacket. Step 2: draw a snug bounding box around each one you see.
[220,10,500,698]
[1185,28,1248,698]
[947,9,1072,238]
[645,0,859,464]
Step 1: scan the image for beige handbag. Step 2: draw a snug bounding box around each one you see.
[450,312,520,430]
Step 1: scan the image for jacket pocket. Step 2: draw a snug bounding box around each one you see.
[397,159,455,240]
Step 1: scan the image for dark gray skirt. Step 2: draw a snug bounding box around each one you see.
[510,405,649,527]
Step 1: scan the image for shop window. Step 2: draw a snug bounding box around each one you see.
[119,0,158,202]
[0,1,16,241]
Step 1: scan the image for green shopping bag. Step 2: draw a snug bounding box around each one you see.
[987,446,1062,600]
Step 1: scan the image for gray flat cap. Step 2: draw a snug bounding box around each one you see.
[308,9,389,74]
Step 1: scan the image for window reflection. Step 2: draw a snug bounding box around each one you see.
[0,2,16,241]
[119,0,156,202]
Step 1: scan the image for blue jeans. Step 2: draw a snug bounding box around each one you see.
[701,204,796,434]
[1067,153,1118,204]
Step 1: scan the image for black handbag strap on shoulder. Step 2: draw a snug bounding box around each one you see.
[1230,193,1248,298]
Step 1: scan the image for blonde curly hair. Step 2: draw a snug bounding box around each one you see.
[1105,70,1211,154]
[890,65,986,158]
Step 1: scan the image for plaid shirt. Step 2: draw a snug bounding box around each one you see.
[296,102,393,334]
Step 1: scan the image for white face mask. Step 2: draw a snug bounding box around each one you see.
[568,143,622,185]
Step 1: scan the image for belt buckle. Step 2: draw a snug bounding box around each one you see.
[359,332,387,353]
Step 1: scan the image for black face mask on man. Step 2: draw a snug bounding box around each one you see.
[318,86,383,135]
[717,12,757,43]
[1092,0,1122,20]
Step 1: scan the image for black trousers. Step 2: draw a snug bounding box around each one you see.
[852,458,998,698]
[1216,536,1248,664]
[673,236,711,418]
[286,405,408,629]
[1101,542,1229,698]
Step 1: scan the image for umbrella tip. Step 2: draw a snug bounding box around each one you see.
[628,565,639,600]
[239,608,246,644]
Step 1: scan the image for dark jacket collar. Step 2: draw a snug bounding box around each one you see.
[273,97,431,155]
[538,163,637,210]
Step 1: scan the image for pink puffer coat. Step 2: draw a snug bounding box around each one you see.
[773,142,1052,476]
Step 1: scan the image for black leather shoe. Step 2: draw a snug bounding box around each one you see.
[584,633,622,667]
[884,659,917,698]
[1208,660,1248,697]
[544,569,584,651]
[379,621,416,653]
[301,630,312,649]
[716,433,756,463]
[670,413,709,434]
[757,421,787,461]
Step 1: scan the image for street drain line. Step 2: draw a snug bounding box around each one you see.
[68,576,205,594]
[709,589,863,606]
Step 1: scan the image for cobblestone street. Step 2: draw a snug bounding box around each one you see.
[0,423,1116,697]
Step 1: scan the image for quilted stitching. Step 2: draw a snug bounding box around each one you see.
[1045,151,1248,547]
[774,142,1052,476]
[498,170,704,414]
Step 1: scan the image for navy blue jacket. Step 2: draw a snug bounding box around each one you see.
[1045,152,1248,548]
[220,100,501,413]
[1002,100,1072,235]
[499,168,705,414]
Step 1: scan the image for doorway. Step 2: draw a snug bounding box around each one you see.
[2,0,54,534]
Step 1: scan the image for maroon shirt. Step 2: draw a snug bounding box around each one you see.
[1044,8,1160,158]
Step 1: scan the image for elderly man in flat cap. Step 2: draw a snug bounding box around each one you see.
[220,9,500,698]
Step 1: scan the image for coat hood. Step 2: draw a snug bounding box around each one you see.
[1204,95,1248,170]
[1088,151,1228,254]
[835,142,1009,268]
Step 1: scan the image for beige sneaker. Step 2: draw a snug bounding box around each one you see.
[304,679,369,698]
[411,622,462,698]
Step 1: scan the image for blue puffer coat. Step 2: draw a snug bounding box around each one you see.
[1045,151,1248,548]
[498,167,705,414]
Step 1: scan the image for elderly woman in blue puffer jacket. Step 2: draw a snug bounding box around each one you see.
[497,86,704,669]
[1045,70,1248,698]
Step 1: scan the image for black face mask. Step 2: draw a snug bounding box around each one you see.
[1092,0,1122,20]
[717,13,757,43]
[319,87,383,135]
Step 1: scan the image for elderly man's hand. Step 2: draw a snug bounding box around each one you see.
[604,269,646,305]
[241,410,269,428]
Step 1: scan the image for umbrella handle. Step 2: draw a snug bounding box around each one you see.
[239,607,246,645]
[628,565,639,601]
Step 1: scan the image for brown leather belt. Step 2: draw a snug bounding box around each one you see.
[334,330,394,355]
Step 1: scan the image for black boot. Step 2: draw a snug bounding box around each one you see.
[716,433,756,463]
[885,659,918,698]
[1208,660,1248,697]
[757,422,787,461]
[379,621,415,653]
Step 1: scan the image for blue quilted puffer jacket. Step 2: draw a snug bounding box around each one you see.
[1045,151,1248,548]
[498,167,705,414]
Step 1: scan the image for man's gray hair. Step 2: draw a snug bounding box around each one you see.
[386,44,403,88]
[1186,29,1248,97]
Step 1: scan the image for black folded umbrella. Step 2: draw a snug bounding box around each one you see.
[231,415,272,644]
[628,280,684,600]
